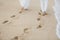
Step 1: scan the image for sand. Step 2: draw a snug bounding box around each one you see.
[0,0,59,40]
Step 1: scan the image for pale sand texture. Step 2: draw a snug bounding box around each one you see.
[0,0,59,40]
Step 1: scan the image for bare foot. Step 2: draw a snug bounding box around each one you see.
[39,10,47,16]
[19,7,24,13]
[42,12,47,16]
[19,7,28,13]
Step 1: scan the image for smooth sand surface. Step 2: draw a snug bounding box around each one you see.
[0,0,59,40]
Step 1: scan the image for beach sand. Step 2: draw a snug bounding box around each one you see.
[0,0,59,40]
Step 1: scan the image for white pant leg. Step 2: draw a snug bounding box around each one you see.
[40,0,48,12]
[54,0,60,39]
[19,0,30,9]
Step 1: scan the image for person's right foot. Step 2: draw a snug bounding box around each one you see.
[42,12,47,16]
[38,10,47,16]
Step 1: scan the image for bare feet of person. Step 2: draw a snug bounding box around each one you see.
[39,10,47,16]
[42,12,47,16]
[19,7,28,13]
[19,7,24,13]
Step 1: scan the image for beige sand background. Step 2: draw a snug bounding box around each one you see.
[0,0,59,40]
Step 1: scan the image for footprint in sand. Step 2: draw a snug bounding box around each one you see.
[37,25,42,29]
[19,27,31,40]
[11,36,18,40]
[2,20,9,24]
[10,15,16,18]
[2,20,12,24]
[19,10,23,13]
[11,27,31,40]
[38,10,42,16]
[24,28,30,33]
[38,12,41,15]
[37,18,40,21]
[38,11,48,16]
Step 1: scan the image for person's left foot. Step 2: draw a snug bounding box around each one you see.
[19,7,24,13]
[19,7,28,13]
